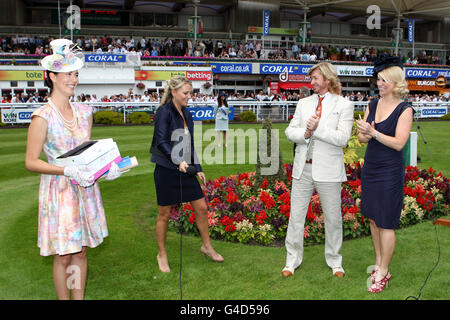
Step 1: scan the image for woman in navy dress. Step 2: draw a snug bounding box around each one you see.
[150,75,223,273]
[356,54,413,293]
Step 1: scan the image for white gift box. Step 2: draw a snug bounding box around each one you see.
[56,138,122,184]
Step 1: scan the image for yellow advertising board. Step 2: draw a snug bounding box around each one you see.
[0,70,45,81]
[135,70,187,81]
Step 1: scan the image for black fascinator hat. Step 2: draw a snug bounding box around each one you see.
[218,91,228,99]
[372,53,403,77]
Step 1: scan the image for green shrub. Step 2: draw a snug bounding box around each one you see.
[354,111,365,120]
[128,111,152,124]
[239,110,257,122]
[440,113,450,120]
[93,111,123,125]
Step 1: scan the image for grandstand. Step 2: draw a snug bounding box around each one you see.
[0,0,449,107]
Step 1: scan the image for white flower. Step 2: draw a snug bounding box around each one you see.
[53,54,64,61]
[236,219,253,232]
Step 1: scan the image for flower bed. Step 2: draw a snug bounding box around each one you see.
[169,162,449,246]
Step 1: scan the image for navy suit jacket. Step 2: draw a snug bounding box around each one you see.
[150,100,203,172]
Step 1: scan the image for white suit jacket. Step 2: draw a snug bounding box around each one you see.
[285,93,354,182]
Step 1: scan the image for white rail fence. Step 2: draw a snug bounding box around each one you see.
[1,101,449,125]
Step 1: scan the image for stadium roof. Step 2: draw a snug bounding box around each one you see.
[281,0,450,19]
[26,0,450,20]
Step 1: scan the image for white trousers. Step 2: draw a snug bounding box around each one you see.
[285,163,343,270]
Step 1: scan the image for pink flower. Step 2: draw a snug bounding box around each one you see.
[208,211,218,227]
[65,52,74,61]
[304,225,310,238]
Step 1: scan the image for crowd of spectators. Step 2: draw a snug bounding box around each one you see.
[2,89,449,106]
[0,34,445,65]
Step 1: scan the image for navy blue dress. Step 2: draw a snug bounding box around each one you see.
[361,99,412,229]
[150,100,204,206]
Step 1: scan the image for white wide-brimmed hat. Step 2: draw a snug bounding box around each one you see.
[41,38,84,72]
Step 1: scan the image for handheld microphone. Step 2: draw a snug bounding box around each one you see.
[186,165,197,176]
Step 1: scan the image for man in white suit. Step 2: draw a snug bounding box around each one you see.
[282,62,354,278]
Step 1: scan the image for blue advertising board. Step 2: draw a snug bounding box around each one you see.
[84,54,127,63]
[263,11,271,36]
[407,19,414,43]
[210,63,252,74]
[188,106,234,120]
[405,68,450,79]
[419,107,447,118]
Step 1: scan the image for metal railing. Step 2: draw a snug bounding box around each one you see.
[0,101,448,124]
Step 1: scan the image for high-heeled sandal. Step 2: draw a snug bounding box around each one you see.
[201,245,224,263]
[368,265,380,283]
[368,271,391,293]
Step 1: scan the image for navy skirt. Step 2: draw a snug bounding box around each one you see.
[154,164,204,206]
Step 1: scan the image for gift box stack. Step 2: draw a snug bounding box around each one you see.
[55,138,136,185]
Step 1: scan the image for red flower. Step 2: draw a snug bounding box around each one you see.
[209,197,221,208]
[255,210,268,225]
[306,203,315,222]
[344,205,359,214]
[220,215,233,226]
[347,179,361,191]
[226,189,239,203]
[225,224,236,233]
[278,192,291,205]
[260,179,269,189]
[220,215,236,232]
[259,191,275,209]
[280,204,291,219]
[238,172,249,182]
[188,213,196,224]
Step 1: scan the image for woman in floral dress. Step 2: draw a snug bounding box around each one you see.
[25,39,118,299]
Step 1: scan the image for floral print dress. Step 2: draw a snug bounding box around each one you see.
[31,103,108,256]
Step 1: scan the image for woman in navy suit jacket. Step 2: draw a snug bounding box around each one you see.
[150,75,223,273]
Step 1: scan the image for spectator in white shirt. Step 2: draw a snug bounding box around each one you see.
[142,91,151,102]
[292,44,299,59]
[256,90,267,101]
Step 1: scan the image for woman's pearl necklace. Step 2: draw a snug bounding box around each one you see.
[48,98,78,131]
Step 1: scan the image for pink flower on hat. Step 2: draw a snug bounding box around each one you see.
[65,52,74,61]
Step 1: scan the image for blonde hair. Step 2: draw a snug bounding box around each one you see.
[160,75,192,106]
[308,62,341,95]
[378,66,409,98]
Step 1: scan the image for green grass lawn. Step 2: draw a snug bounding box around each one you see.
[0,121,448,300]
